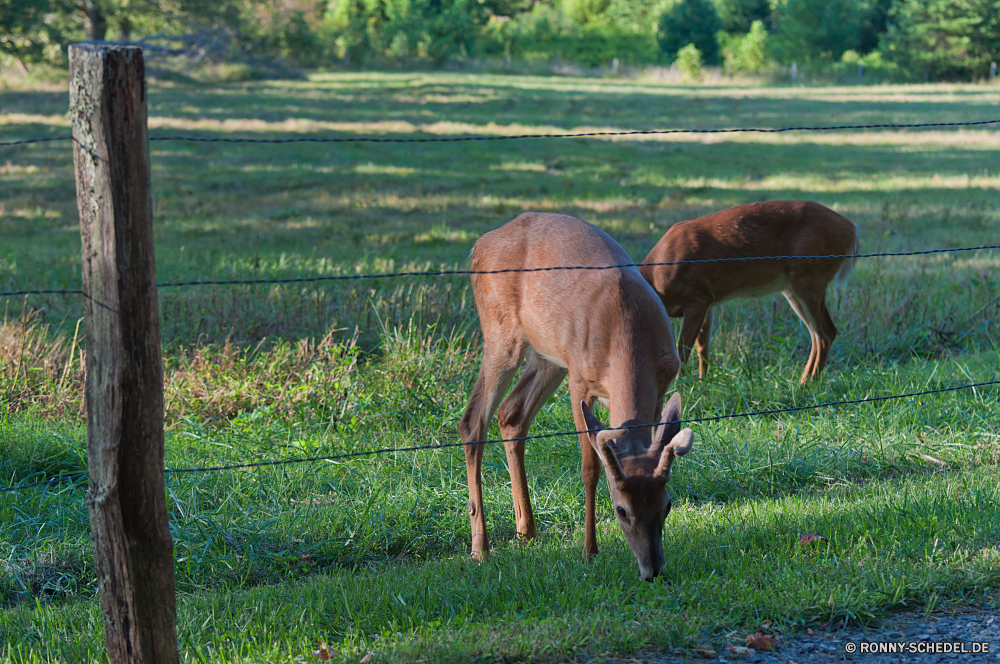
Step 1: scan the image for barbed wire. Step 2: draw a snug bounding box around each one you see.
[1,118,998,148]
[3,243,999,299]
[0,474,88,493]
[3,378,995,494]
[0,288,84,298]
[153,243,1000,288]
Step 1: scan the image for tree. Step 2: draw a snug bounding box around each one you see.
[562,0,610,25]
[856,0,893,54]
[771,0,861,64]
[657,0,721,64]
[880,0,1000,80]
[76,0,109,40]
[1,0,53,61]
[604,0,666,35]
[405,0,489,65]
[716,0,771,35]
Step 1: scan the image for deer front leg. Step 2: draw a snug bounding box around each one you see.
[463,442,489,560]
[571,388,601,559]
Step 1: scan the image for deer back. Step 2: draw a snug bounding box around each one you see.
[639,200,858,314]
[471,212,678,442]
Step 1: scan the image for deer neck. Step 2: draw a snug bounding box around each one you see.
[602,351,659,455]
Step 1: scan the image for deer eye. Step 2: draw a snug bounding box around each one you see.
[616,506,629,520]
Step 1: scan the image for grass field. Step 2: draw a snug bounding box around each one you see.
[1,71,999,662]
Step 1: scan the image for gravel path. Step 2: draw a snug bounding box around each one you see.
[605,601,999,664]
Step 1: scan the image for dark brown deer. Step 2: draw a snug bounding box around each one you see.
[640,200,858,384]
[459,212,694,581]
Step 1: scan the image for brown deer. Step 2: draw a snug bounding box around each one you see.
[640,200,858,384]
[459,212,694,581]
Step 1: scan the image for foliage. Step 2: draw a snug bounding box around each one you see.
[771,0,862,64]
[0,0,55,62]
[732,21,768,74]
[657,0,721,65]
[879,0,1000,81]
[479,4,660,66]
[716,0,771,34]
[408,0,490,65]
[561,0,611,25]
[0,0,996,76]
[856,0,893,54]
[675,42,703,78]
[603,0,668,35]
[325,0,491,65]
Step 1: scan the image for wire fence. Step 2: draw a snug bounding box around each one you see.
[2,377,997,494]
[3,243,999,299]
[1,118,999,148]
[2,117,999,501]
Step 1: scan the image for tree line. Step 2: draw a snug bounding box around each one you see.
[2,0,998,81]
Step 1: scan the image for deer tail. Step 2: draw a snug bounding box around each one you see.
[834,223,858,290]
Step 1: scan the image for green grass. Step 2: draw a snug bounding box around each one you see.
[1,71,999,662]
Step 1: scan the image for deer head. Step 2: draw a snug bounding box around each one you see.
[581,393,694,581]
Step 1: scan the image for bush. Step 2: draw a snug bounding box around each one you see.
[676,42,703,79]
[732,19,768,73]
[658,0,722,65]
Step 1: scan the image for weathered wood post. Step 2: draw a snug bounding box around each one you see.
[68,43,179,664]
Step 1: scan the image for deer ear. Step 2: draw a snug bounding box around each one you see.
[653,393,683,449]
[580,400,604,447]
[653,428,694,482]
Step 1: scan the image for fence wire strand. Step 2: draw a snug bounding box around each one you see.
[3,378,996,494]
[3,116,999,494]
[3,243,999,299]
[2,118,999,148]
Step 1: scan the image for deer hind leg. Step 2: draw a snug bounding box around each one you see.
[783,290,836,383]
[496,350,568,543]
[804,294,837,379]
[694,308,713,378]
[677,302,711,376]
[459,338,528,561]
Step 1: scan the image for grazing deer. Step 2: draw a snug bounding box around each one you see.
[459,212,694,581]
[639,200,858,384]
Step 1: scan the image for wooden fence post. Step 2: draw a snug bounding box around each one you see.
[68,43,179,664]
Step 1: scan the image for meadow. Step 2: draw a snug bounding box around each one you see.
[0,70,999,662]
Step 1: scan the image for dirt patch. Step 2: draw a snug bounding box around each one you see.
[610,601,1000,664]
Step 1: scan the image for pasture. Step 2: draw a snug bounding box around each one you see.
[1,71,999,662]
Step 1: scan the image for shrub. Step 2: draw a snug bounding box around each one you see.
[732,19,768,73]
[676,42,704,79]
